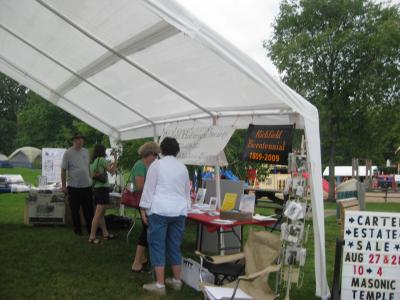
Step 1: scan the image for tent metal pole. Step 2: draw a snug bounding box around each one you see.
[118,110,297,133]
[0,54,119,139]
[213,117,225,255]
[212,118,222,209]
[0,24,155,126]
[36,0,216,119]
[52,21,179,99]
[153,126,158,142]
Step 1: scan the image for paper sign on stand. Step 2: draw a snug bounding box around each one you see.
[42,148,66,183]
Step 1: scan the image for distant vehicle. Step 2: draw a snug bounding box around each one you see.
[377,175,397,191]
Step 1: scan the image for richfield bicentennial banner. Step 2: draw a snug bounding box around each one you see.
[241,124,294,165]
[341,211,400,300]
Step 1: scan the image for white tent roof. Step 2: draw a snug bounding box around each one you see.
[323,166,378,177]
[0,0,329,297]
[0,153,7,161]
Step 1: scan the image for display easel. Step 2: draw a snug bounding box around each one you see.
[280,137,311,300]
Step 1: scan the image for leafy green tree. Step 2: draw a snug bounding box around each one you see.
[0,73,27,154]
[16,92,73,148]
[17,92,107,150]
[72,120,109,149]
[117,138,152,171]
[266,0,400,200]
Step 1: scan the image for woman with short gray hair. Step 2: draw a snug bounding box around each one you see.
[131,141,160,272]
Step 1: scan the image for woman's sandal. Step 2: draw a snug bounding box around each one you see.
[88,238,101,244]
[103,234,116,240]
[131,262,151,273]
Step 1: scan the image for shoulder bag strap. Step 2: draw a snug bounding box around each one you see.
[123,160,138,190]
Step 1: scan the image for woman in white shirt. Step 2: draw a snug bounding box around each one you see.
[140,137,190,296]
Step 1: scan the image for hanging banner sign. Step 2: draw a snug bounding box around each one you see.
[241,124,294,165]
[160,126,235,166]
[341,211,400,300]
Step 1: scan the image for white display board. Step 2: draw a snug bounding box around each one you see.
[160,126,234,166]
[42,148,66,183]
[341,211,400,300]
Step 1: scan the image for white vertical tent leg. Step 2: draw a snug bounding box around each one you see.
[304,119,330,299]
[153,126,158,142]
[215,163,221,209]
[213,118,225,254]
[213,118,222,209]
[215,156,225,255]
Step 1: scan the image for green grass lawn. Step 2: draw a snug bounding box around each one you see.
[1,168,400,299]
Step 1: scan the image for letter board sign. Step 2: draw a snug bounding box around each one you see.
[341,211,400,300]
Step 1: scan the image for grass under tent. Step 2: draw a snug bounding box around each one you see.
[1,167,399,299]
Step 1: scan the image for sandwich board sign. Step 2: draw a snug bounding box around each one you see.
[341,211,400,300]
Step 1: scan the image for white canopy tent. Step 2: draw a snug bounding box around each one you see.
[323,166,378,177]
[0,0,330,298]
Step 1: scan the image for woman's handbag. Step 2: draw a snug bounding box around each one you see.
[120,172,142,208]
[92,158,107,183]
[121,189,142,208]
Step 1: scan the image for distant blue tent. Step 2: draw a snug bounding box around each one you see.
[221,169,239,181]
[0,153,10,168]
[202,171,214,180]
[202,168,239,181]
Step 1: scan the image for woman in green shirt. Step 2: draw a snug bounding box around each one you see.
[131,141,160,272]
[88,144,117,244]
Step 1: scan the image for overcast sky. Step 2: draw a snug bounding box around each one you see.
[176,0,281,77]
[176,0,400,78]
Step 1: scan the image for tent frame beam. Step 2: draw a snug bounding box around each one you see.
[118,110,297,132]
[36,0,216,118]
[52,20,179,101]
[0,55,119,139]
[0,24,156,126]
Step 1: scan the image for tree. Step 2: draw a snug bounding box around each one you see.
[0,73,27,154]
[17,92,108,150]
[266,0,400,200]
[118,138,152,171]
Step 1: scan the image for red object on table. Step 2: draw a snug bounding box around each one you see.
[187,213,276,232]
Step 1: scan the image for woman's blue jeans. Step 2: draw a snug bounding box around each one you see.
[147,214,186,267]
